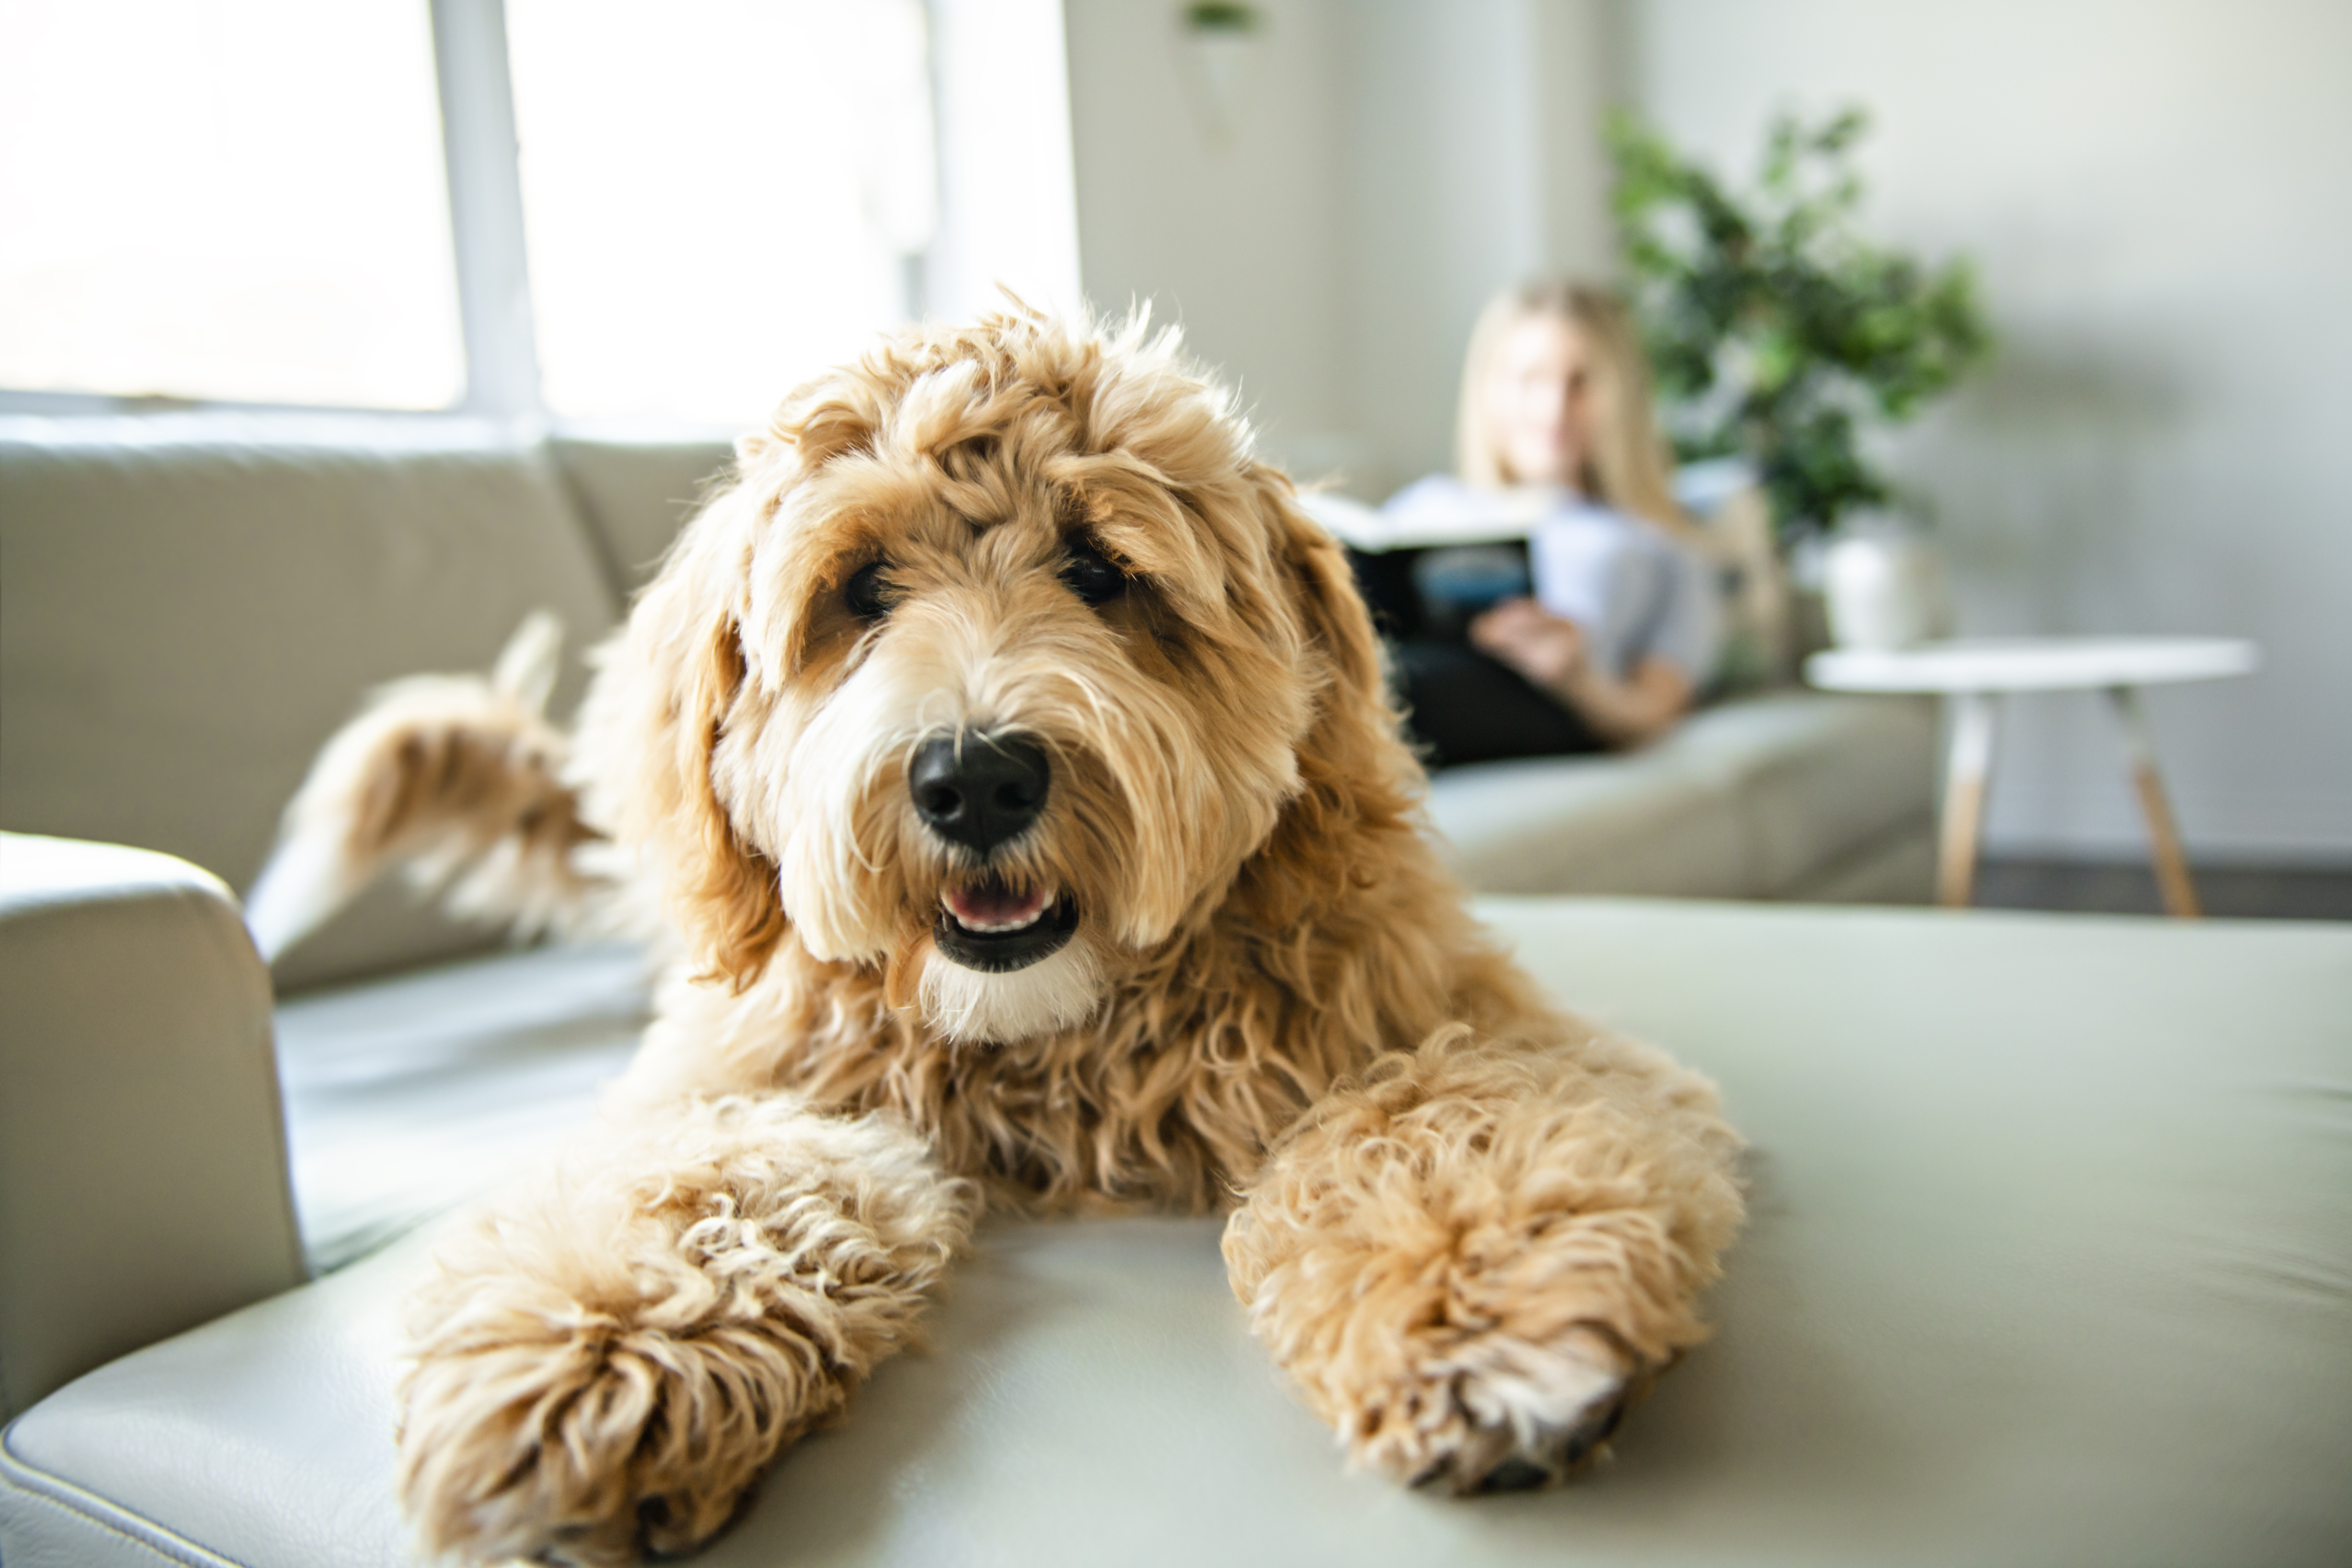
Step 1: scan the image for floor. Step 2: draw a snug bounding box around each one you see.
[1974,858,2352,921]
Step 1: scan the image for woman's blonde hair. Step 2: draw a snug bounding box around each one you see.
[1454,280,1692,537]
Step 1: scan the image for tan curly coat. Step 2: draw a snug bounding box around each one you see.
[262,307,1744,1566]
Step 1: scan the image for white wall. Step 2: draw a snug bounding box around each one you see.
[1061,0,1618,495]
[1338,0,1618,494]
[1060,0,1355,476]
[1628,0,2352,861]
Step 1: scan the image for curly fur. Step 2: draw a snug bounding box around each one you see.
[398,1096,973,1563]
[245,612,628,959]
[1221,1023,1744,1489]
[270,305,1745,1564]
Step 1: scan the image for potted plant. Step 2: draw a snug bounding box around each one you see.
[1606,107,1992,648]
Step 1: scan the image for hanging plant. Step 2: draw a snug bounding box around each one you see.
[1607,107,1993,546]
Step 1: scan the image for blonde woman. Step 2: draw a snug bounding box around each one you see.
[1365,281,1717,767]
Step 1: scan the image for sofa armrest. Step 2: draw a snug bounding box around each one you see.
[0,835,305,1419]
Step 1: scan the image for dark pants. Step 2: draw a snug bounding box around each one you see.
[1389,641,1603,770]
[1344,545,1601,770]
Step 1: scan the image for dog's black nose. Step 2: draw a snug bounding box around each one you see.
[909,732,1051,854]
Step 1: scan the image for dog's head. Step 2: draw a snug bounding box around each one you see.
[586,308,1399,1043]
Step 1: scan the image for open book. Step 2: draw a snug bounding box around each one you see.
[1295,457,1756,551]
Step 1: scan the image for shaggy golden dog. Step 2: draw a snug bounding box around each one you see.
[252,307,1744,1566]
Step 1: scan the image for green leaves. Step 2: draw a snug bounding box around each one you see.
[1182,3,1261,34]
[1607,107,1992,543]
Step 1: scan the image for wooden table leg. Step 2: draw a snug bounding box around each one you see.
[2105,685,2203,918]
[1938,691,1998,908]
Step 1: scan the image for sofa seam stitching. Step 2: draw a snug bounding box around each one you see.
[1,1434,246,1568]
[6,1483,216,1567]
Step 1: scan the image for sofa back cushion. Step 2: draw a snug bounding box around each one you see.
[0,415,621,990]
[548,434,735,597]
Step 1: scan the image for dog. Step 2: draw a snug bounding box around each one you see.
[250,307,1745,1566]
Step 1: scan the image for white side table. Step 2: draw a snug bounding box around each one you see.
[1806,638,2261,916]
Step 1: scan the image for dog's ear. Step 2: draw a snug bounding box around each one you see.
[1239,462,1424,912]
[590,485,789,990]
[1251,463,1389,734]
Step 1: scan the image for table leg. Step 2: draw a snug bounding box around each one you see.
[1938,691,1998,908]
[2105,685,2203,918]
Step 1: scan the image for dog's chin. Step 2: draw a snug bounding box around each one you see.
[918,927,1106,1045]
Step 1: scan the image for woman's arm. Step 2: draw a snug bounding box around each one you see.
[1553,654,1693,748]
[1469,598,1695,748]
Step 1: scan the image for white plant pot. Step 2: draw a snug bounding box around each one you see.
[1823,529,1947,650]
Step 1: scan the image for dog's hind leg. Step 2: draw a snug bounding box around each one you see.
[397,1092,975,1567]
[246,612,617,958]
[1221,1021,1744,1494]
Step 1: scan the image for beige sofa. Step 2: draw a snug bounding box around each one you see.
[4,837,2346,1566]
[0,416,722,995]
[1427,693,1933,903]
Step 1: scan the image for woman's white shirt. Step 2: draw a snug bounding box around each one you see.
[1382,476,1720,682]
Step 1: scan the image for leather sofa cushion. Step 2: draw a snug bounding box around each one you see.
[1428,691,1935,899]
[274,940,650,1274]
[6,901,2346,1566]
[0,835,304,1420]
[0,416,621,990]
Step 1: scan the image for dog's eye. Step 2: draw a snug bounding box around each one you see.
[844,560,897,620]
[1058,537,1129,608]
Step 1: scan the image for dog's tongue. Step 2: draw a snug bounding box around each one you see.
[942,882,1053,932]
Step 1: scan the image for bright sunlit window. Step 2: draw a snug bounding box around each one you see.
[504,0,937,425]
[1,0,1079,423]
[0,0,465,409]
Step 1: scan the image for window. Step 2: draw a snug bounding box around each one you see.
[0,0,464,409]
[1,0,1081,425]
[506,0,935,425]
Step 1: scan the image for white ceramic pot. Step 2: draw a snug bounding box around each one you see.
[1822,529,1947,650]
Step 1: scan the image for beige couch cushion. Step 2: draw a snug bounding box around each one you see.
[548,433,734,596]
[0,416,620,989]
[274,940,650,1274]
[5,900,2346,1566]
[1428,691,1935,900]
[1671,691,1936,896]
[1428,755,1748,897]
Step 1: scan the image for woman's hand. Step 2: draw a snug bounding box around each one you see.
[1470,596,1695,749]
[1470,597,1586,689]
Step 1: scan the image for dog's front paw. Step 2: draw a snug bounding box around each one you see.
[1362,1323,1634,1494]
[397,1308,826,1567]
[394,1096,972,1564]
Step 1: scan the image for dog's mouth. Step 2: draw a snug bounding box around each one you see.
[934,877,1079,973]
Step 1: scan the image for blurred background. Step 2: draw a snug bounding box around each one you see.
[4,0,2347,902]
